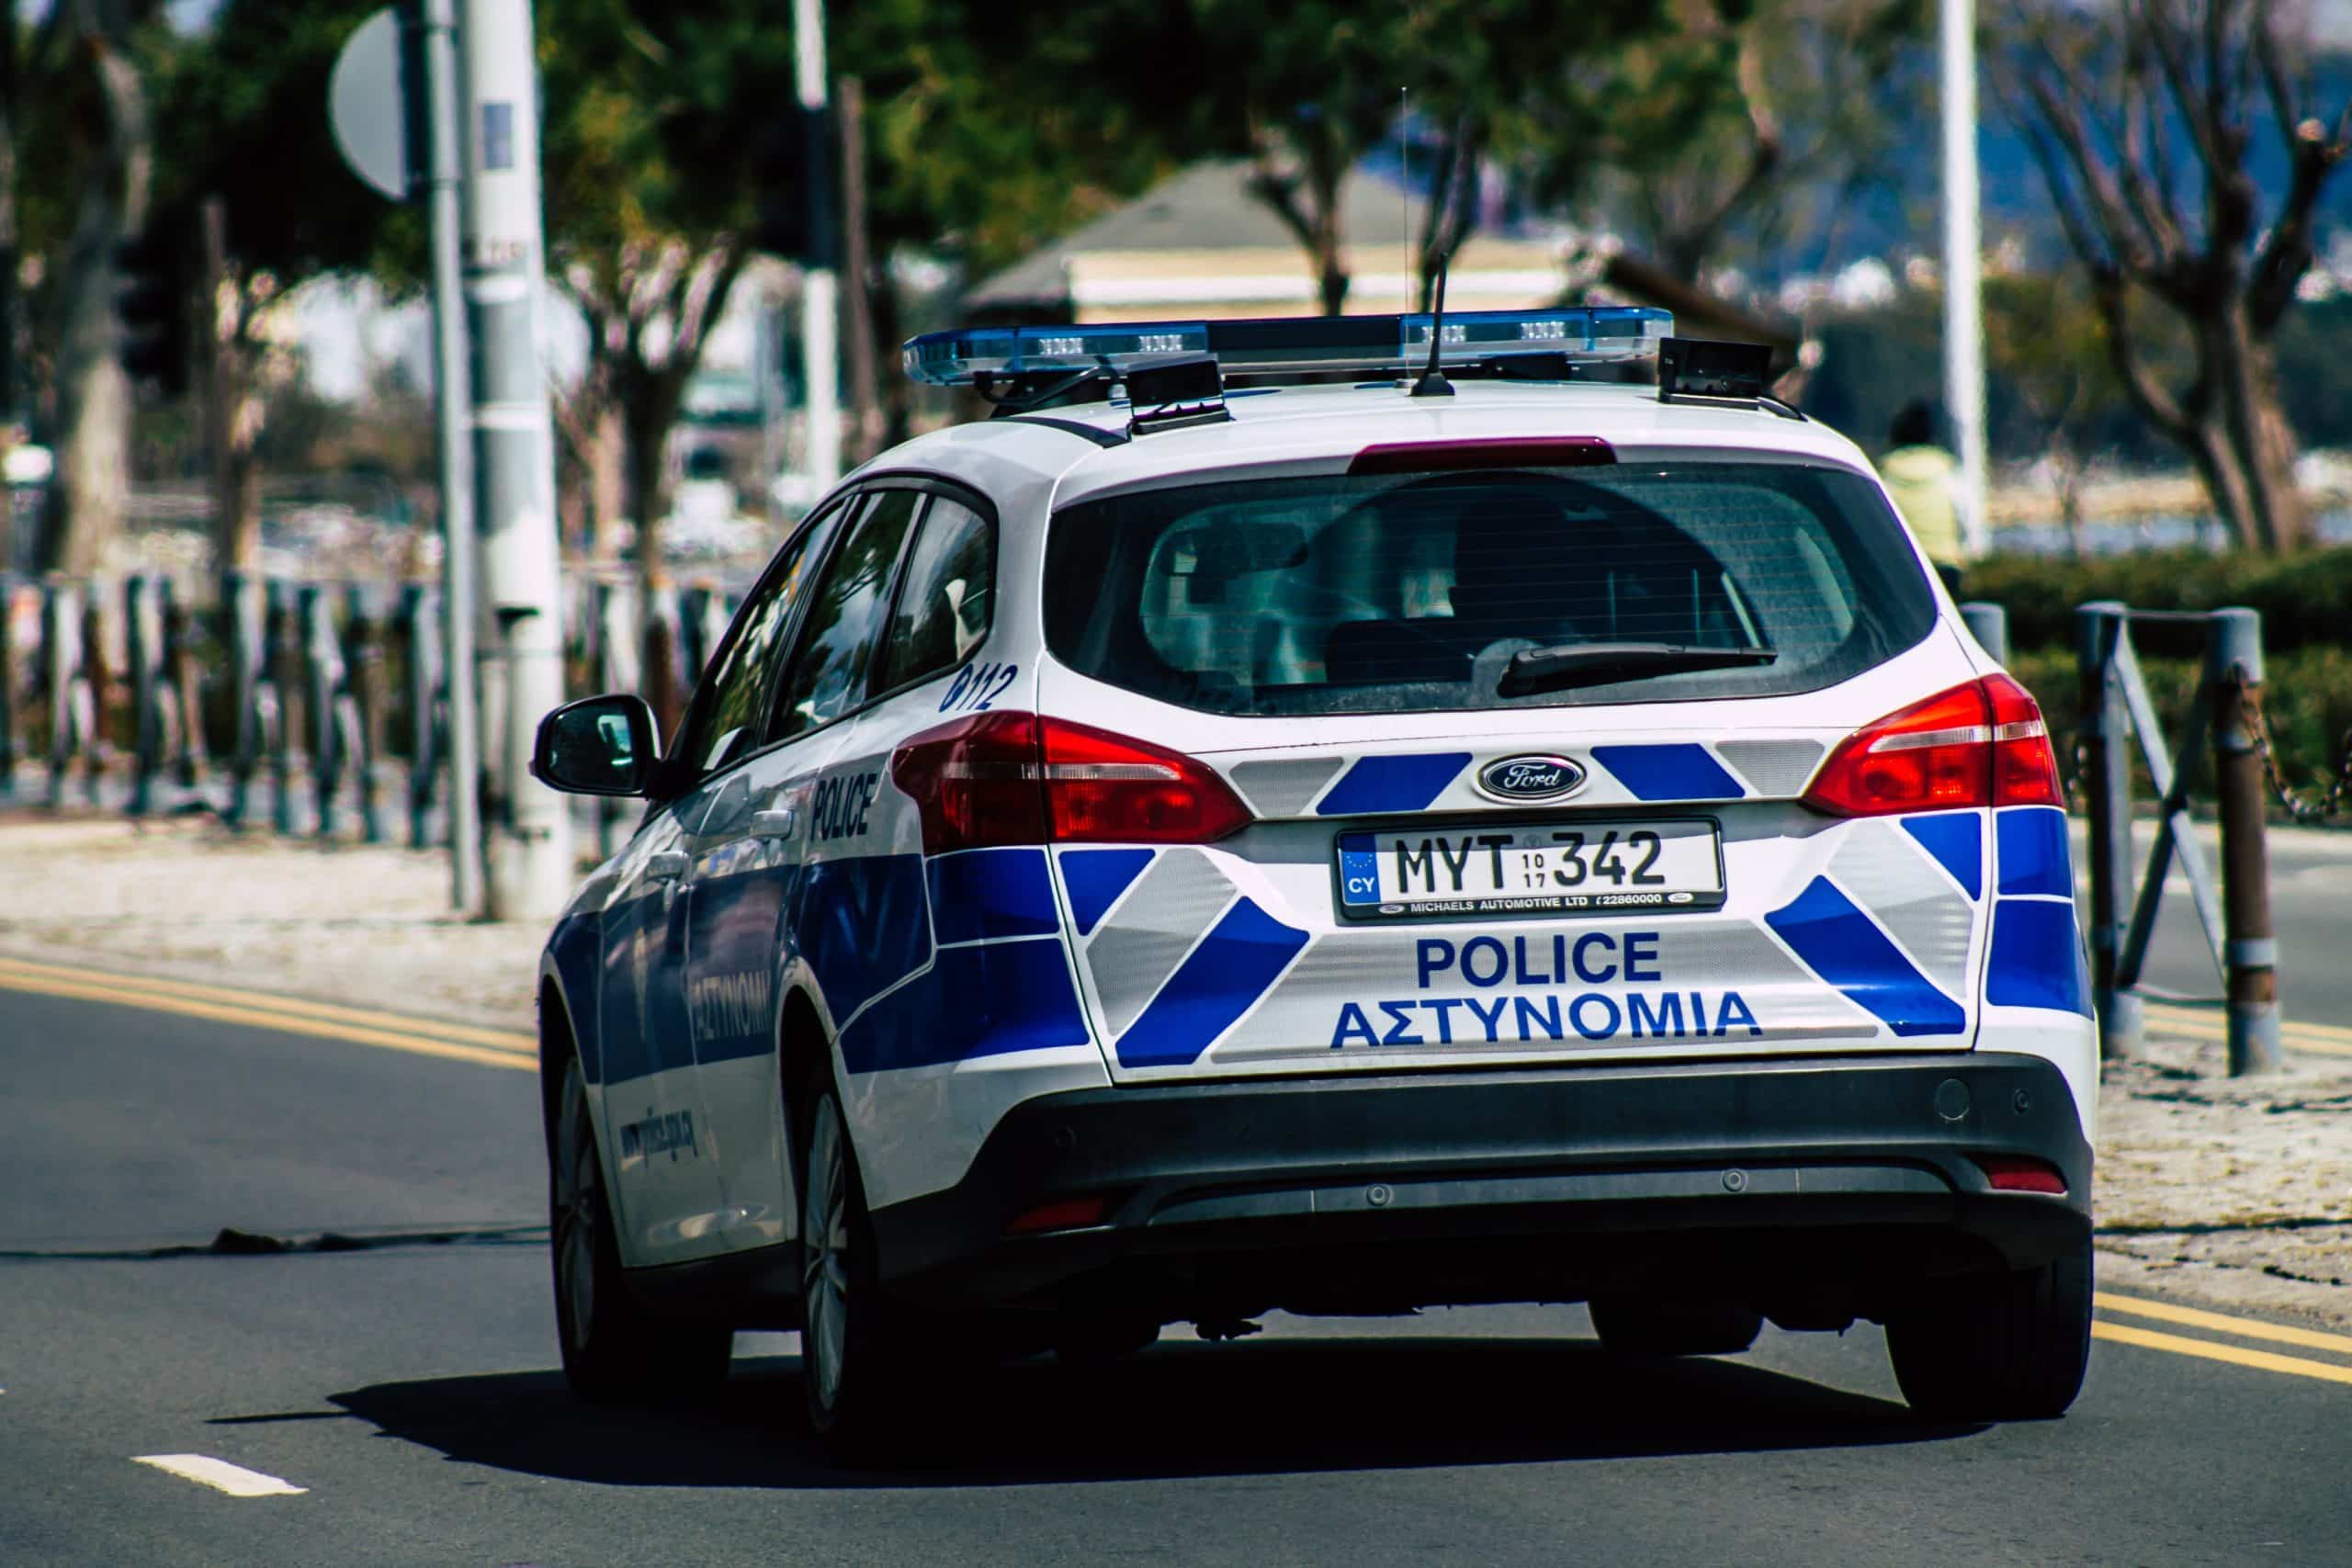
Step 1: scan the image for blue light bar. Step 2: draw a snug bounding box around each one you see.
[902,307,1671,387]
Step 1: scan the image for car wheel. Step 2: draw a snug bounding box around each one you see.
[797,1086,943,1463]
[549,1055,732,1401]
[1589,1296,1763,1356]
[1884,1237,2092,1421]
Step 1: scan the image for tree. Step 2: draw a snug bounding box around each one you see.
[1984,271,2125,557]
[153,0,414,598]
[1990,0,2352,553]
[535,1,802,588]
[1565,0,1927,285]
[24,0,168,579]
[1,0,22,433]
[1192,0,1679,315]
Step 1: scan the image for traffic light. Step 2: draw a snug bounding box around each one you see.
[752,104,836,269]
[116,228,193,399]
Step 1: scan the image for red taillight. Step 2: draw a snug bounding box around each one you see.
[1973,1154,2067,1195]
[1984,672,2065,807]
[1005,1194,1112,1235]
[889,710,1252,853]
[1803,676,2063,817]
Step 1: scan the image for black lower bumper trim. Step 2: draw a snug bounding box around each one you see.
[869,1053,2091,1315]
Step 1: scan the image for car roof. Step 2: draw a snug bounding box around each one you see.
[846,379,1881,513]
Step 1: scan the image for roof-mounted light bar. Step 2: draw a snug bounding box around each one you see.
[902,307,1672,388]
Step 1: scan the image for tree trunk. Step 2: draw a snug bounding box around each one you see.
[623,380,684,742]
[2182,310,2310,555]
[587,402,626,562]
[2214,310,2309,552]
[624,387,674,592]
[40,30,149,580]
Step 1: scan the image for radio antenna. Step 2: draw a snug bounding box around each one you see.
[1410,245,1453,398]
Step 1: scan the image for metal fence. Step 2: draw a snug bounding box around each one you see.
[0,570,739,859]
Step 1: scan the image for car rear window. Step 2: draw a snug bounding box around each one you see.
[1043,462,1937,716]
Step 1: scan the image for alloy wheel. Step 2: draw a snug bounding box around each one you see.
[800,1099,852,1414]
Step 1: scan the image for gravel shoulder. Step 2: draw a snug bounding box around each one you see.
[5,814,2346,1328]
[0,814,542,1032]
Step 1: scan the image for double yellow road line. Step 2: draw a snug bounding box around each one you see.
[2096,1290,2352,1389]
[0,954,537,1073]
[2142,999,2352,1060]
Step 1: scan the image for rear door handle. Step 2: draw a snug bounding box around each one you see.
[644,850,692,881]
[750,807,797,840]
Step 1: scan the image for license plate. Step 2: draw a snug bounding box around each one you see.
[1336,819,1724,919]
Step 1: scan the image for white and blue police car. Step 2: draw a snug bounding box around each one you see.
[529,307,2097,1461]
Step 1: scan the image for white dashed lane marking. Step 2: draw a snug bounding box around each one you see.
[132,1454,309,1497]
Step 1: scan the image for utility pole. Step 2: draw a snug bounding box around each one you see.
[795,0,840,491]
[422,0,483,915]
[838,75,881,468]
[458,0,571,920]
[1940,0,1990,558]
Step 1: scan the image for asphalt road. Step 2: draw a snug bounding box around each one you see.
[6,981,2352,1568]
[2078,822,2352,1026]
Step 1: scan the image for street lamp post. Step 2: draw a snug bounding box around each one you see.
[1941,0,1991,558]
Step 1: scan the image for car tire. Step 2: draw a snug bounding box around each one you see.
[1884,1238,2093,1421]
[1589,1296,1763,1356]
[797,1085,945,1464]
[548,1055,733,1402]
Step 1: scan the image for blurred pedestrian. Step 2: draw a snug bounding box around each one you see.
[1879,400,1968,597]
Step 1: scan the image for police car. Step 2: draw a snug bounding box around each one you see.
[529,306,2096,1460]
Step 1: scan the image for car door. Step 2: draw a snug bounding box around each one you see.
[596,788,728,1267]
[598,511,839,1266]
[678,487,927,1253]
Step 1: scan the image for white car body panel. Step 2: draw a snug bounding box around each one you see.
[542,376,2097,1265]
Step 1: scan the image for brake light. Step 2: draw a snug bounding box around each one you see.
[889,710,1252,852]
[1803,675,2062,817]
[1973,1154,2067,1195]
[1983,672,2064,807]
[1348,435,1616,474]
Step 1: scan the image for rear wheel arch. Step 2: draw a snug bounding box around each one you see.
[538,976,580,1154]
[776,985,835,1156]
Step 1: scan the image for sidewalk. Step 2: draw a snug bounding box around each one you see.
[0,814,542,1032]
[4,814,2347,1330]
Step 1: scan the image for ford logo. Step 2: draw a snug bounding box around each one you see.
[1476,754,1587,802]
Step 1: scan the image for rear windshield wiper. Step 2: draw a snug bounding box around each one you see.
[1497,641,1779,697]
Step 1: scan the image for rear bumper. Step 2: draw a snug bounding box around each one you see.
[870,1052,2092,1318]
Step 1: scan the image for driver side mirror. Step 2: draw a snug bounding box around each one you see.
[532,694,658,796]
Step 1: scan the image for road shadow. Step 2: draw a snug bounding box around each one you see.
[326,1335,1977,1488]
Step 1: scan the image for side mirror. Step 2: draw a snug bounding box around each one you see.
[532,694,658,796]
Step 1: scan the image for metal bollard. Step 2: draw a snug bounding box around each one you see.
[77,587,108,805]
[345,585,389,844]
[642,593,683,747]
[399,584,440,849]
[2075,602,2141,1055]
[223,571,262,828]
[695,587,729,682]
[677,585,710,683]
[1960,601,2009,665]
[265,579,299,834]
[42,581,80,809]
[592,579,639,860]
[2207,607,2282,1076]
[160,580,209,788]
[125,575,159,817]
[0,573,20,797]
[300,584,343,838]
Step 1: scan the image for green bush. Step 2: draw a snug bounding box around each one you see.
[2006,645,2352,809]
[1958,548,2352,657]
